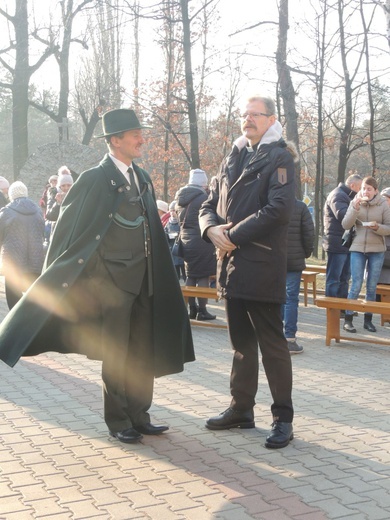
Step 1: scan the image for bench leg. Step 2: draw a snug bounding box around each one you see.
[326,308,340,346]
[303,281,308,307]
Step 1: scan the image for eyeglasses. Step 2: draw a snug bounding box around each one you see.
[240,112,272,119]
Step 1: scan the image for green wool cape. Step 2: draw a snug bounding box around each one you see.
[0,155,195,376]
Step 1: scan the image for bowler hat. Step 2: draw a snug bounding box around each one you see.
[95,108,151,138]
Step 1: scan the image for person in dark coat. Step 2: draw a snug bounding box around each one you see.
[164,200,186,281]
[0,109,195,444]
[283,199,314,354]
[0,181,44,309]
[45,169,74,242]
[199,95,296,449]
[323,174,362,312]
[0,176,10,208]
[39,174,58,216]
[176,169,217,321]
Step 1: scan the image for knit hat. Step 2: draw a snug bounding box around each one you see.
[189,168,208,187]
[58,174,74,187]
[8,181,28,201]
[381,187,390,198]
[156,200,169,213]
[58,165,71,176]
[169,200,177,211]
[49,175,58,183]
[0,176,10,191]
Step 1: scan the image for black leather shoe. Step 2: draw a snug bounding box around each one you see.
[364,321,377,332]
[109,428,143,443]
[134,423,169,435]
[265,421,293,449]
[196,310,216,321]
[206,407,255,430]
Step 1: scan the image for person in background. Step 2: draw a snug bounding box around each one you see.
[0,108,194,445]
[284,199,315,354]
[199,94,296,449]
[39,174,58,216]
[156,200,170,227]
[176,168,217,321]
[164,200,186,282]
[377,187,390,290]
[0,176,10,208]
[342,176,390,333]
[0,181,44,309]
[45,169,74,240]
[323,174,363,318]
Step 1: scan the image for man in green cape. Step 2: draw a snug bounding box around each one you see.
[0,108,195,444]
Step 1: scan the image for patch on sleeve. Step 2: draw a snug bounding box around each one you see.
[277,168,287,185]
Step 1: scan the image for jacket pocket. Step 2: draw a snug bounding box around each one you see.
[239,242,272,261]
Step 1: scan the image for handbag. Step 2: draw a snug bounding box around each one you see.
[172,235,184,258]
[341,225,356,248]
[171,202,191,259]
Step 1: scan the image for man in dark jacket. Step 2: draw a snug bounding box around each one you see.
[284,199,314,354]
[199,95,296,449]
[0,109,195,444]
[323,174,362,306]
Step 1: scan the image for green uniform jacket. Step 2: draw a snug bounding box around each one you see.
[0,155,195,376]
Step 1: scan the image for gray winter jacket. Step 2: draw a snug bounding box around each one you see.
[0,197,45,275]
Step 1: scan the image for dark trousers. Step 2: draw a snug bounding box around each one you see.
[325,252,351,298]
[77,263,154,433]
[226,298,294,423]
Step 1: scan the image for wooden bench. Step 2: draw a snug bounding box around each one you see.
[305,264,327,274]
[316,296,390,346]
[181,286,227,329]
[376,284,390,325]
[301,271,318,307]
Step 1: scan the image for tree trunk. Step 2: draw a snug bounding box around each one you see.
[12,0,29,178]
[276,0,302,198]
[180,0,200,169]
[337,0,352,183]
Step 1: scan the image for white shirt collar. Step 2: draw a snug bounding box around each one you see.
[109,154,134,184]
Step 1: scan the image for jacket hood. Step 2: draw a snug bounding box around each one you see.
[233,121,299,162]
[7,197,41,216]
[176,184,207,207]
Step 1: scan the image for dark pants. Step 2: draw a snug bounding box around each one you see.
[77,261,154,433]
[226,298,294,423]
[325,252,351,298]
[186,276,210,309]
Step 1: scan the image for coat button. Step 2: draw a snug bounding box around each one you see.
[78,258,84,264]
[96,235,101,240]
[62,283,69,288]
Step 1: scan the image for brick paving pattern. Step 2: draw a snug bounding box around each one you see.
[0,279,389,519]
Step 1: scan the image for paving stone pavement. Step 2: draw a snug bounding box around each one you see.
[0,278,389,520]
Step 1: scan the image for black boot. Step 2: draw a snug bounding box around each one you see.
[189,305,198,319]
[196,308,216,321]
[343,314,356,333]
[363,313,377,332]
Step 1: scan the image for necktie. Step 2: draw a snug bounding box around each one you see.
[127,167,138,197]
